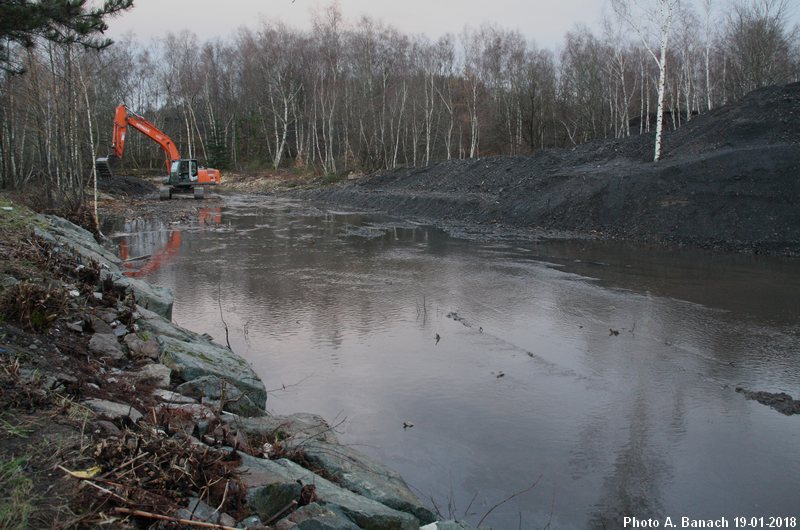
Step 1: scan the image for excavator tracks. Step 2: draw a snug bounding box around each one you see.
[95,157,113,179]
[158,185,206,200]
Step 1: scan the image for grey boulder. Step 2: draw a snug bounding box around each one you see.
[223,413,339,445]
[124,332,161,360]
[176,375,264,417]
[84,398,143,423]
[240,453,420,530]
[277,503,361,529]
[106,272,173,320]
[36,215,120,269]
[159,335,266,411]
[297,439,435,524]
[88,333,125,361]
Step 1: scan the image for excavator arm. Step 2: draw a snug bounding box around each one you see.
[109,104,181,175]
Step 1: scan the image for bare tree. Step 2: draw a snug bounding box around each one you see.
[559,26,609,145]
[613,0,679,161]
[724,0,795,98]
[702,0,716,110]
[5,0,798,197]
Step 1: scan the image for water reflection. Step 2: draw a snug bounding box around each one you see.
[109,207,222,278]
[108,196,800,529]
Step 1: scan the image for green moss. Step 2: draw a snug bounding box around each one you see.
[0,199,46,232]
[180,347,215,364]
[196,352,216,363]
[274,429,288,442]
[0,458,34,530]
[29,310,48,330]
[164,345,218,368]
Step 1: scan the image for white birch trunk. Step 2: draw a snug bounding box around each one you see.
[77,60,101,235]
[469,81,479,158]
[704,0,714,111]
[613,0,676,161]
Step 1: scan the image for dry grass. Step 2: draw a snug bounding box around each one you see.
[221,169,322,193]
[1,281,68,331]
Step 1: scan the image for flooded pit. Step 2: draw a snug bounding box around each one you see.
[107,195,800,529]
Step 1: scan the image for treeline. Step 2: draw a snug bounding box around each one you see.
[0,0,798,199]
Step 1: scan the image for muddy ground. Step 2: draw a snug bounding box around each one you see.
[735,387,800,416]
[305,82,800,256]
[95,169,327,226]
[93,173,223,229]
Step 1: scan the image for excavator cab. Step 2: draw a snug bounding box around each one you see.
[160,158,206,200]
[160,158,219,200]
[169,159,199,184]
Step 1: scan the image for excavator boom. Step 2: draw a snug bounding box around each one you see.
[110,105,180,174]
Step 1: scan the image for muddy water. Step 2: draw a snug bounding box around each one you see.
[109,195,800,529]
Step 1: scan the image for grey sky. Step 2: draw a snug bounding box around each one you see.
[106,0,606,49]
[106,0,798,50]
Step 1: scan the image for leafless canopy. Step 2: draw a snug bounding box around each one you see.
[1,1,797,194]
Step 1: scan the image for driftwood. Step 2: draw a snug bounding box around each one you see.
[112,507,239,529]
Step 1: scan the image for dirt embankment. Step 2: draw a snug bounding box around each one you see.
[307,82,800,255]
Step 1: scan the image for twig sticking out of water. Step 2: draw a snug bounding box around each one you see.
[265,374,314,395]
[476,476,542,528]
[543,478,557,529]
[217,284,232,350]
[416,295,428,324]
[242,319,252,347]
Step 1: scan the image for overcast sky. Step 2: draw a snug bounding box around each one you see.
[105,0,798,50]
[105,0,607,49]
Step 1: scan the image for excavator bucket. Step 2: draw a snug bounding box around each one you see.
[95,157,114,179]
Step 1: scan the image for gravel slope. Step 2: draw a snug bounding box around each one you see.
[307,82,800,255]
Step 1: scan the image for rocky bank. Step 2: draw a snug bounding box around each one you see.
[0,200,474,529]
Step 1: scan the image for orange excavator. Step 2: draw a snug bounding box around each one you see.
[95,104,221,200]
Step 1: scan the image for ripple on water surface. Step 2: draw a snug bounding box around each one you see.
[108,196,800,529]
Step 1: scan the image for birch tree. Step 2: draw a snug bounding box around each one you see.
[613,0,679,161]
[603,17,638,138]
[702,0,715,110]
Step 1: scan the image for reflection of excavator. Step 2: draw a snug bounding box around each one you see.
[119,230,182,278]
[95,104,221,200]
[119,207,222,277]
